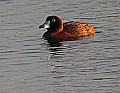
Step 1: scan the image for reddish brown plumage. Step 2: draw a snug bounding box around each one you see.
[39,16,95,39]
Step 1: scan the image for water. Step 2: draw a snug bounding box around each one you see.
[0,0,120,93]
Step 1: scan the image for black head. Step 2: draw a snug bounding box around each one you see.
[39,16,62,32]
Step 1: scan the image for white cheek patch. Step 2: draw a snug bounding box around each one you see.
[44,24,50,29]
[44,20,50,28]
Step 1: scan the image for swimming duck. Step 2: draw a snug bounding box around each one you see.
[39,16,95,39]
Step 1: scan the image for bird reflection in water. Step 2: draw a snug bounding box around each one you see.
[45,38,63,47]
[46,38,65,60]
[45,34,94,47]
[45,35,94,60]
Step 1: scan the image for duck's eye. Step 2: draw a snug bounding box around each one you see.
[52,19,56,23]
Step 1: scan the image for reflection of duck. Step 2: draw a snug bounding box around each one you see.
[45,35,94,47]
[45,38,63,47]
[39,16,95,40]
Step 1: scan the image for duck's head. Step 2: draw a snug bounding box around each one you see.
[39,16,63,32]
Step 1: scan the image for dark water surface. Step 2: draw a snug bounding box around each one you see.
[0,0,120,93]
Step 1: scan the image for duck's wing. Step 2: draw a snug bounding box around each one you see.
[63,21,94,36]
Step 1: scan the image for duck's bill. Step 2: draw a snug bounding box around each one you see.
[39,21,50,29]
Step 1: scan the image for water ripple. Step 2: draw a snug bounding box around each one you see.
[0,0,120,93]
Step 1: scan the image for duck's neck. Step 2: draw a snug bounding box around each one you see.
[56,16,63,32]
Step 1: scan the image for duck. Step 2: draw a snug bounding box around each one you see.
[39,16,95,40]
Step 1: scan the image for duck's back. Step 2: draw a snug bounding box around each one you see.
[62,21,94,37]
